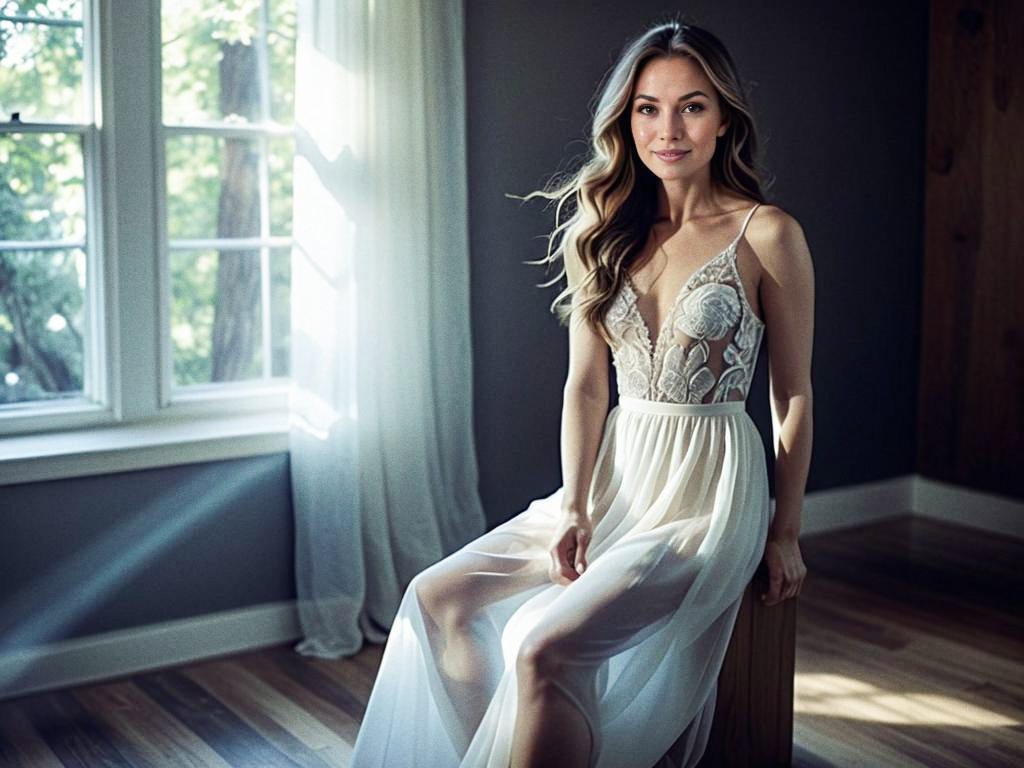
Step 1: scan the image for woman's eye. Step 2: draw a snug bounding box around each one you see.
[636,103,703,115]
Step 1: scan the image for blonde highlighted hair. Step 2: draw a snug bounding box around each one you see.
[514,18,772,344]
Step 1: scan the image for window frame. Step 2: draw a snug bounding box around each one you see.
[0,2,107,434]
[0,0,291,484]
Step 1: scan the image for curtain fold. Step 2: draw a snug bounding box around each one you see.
[288,0,486,657]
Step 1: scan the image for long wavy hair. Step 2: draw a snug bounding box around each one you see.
[516,18,772,344]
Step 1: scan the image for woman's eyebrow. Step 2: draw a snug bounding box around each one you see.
[633,90,708,101]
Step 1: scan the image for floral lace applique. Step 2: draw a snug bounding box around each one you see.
[607,243,765,405]
[607,286,653,396]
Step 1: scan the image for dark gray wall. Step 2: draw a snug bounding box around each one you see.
[0,454,294,649]
[466,0,929,525]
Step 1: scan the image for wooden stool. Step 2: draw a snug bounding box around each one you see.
[661,560,798,767]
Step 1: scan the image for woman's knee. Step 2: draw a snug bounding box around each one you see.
[516,628,569,680]
[410,563,473,630]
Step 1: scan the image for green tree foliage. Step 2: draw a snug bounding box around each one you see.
[163,0,294,386]
[0,249,83,402]
[0,0,84,123]
[0,1,87,403]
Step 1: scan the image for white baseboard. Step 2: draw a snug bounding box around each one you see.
[2,473,1020,702]
[796,473,1024,541]
[798,474,913,536]
[0,600,301,701]
[912,475,1024,540]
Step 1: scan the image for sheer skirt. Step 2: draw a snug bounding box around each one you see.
[349,397,771,768]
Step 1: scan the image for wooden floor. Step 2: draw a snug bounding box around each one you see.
[1,516,1021,767]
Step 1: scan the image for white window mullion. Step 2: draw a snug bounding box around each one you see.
[156,134,172,408]
[82,0,105,413]
[82,122,107,406]
[167,236,292,251]
[258,130,273,380]
[259,242,272,380]
[0,239,86,252]
[98,0,162,422]
[257,0,274,381]
[162,122,293,139]
[82,0,98,127]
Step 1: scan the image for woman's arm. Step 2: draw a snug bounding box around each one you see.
[547,257,610,583]
[754,207,814,603]
[560,305,611,517]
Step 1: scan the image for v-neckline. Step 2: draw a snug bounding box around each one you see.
[623,241,736,355]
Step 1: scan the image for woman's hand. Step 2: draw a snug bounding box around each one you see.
[548,511,593,585]
[761,536,807,606]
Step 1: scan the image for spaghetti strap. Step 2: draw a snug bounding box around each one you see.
[730,203,761,249]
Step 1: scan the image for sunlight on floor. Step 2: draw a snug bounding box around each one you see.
[795,672,1019,726]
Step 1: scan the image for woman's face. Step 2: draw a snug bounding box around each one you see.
[629,55,729,183]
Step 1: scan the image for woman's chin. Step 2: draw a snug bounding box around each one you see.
[644,167,697,183]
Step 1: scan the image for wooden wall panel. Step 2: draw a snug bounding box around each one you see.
[919,0,1024,497]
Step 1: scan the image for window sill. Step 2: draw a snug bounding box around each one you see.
[0,411,290,486]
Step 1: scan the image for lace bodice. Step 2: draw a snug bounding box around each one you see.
[607,204,765,404]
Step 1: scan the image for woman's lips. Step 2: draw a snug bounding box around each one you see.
[654,150,690,162]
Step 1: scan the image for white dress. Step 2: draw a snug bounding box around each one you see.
[349,203,772,768]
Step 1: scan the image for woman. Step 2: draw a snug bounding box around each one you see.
[350,18,812,768]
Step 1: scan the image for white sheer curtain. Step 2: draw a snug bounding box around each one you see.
[288,0,486,657]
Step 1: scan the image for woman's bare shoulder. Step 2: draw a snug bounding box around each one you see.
[749,202,803,236]
[746,203,812,274]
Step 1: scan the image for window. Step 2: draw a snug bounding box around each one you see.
[162,0,294,394]
[0,1,96,413]
[0,0,295,452]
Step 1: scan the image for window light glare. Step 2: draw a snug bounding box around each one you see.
[46,314,68,332]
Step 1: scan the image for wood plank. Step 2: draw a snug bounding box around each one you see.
[791,741,840,768]
[797,631,1020,754]
[257,646,368,723]
[800,519,1024,659]
[299,652,376,706]
[799,595,1024,705]
[184,657,349,766]
[133,668,303,767]
[348,643,385,681]
[238,650,363,744]
[0,701,64,768]
[791,516,1024,768]
[71,680,232,768]
[800,569,1024,661]
[793,718,933,768]
[17,689,132,767]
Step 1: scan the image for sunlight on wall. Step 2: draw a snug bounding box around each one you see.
[796,672,1019,727]
[295,41,363,161]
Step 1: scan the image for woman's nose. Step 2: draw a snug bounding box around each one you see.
[660,112,682,140]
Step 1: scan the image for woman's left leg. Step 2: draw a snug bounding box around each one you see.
[508,530,699,768]
[511,637,594,768]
